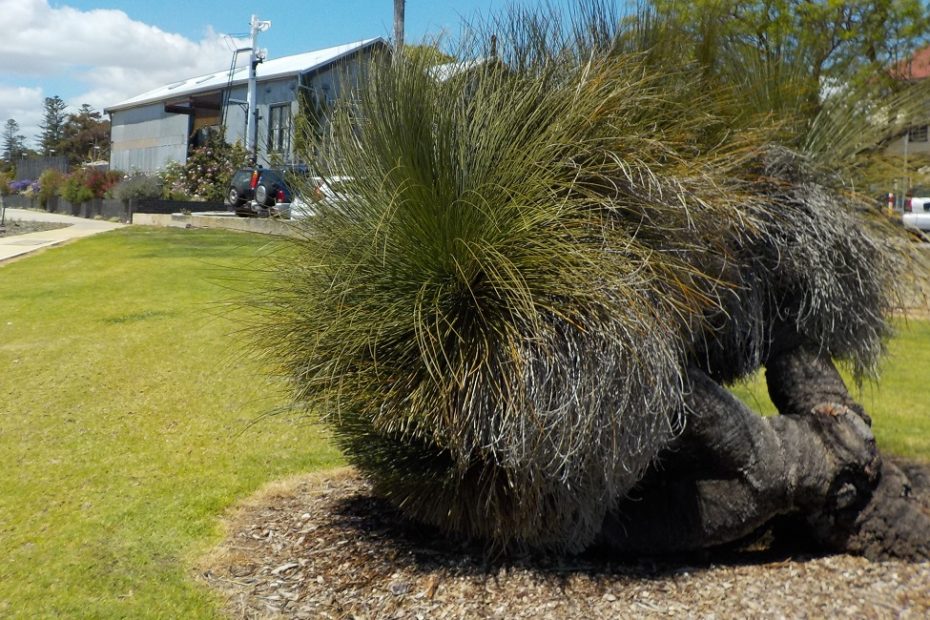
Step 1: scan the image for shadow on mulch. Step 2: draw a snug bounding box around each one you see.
[325,457,930,580]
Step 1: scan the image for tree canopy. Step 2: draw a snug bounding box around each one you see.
[57,104,110,164]
[651,0,930,89]
[2,119,27,165]
[38,96,67,157]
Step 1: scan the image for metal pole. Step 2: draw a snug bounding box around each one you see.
[904,128,910,194]
[246,15,271,165]
[394,0,405,54]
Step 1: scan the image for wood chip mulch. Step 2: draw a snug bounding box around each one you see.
[198,467,930,619]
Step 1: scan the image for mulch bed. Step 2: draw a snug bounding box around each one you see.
[199,465,930,619]
[0,220,68,238]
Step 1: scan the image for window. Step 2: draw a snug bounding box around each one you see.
[908,125,928,142]
[268,103,291,154]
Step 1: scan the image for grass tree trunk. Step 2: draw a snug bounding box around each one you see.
[599,344,930,561]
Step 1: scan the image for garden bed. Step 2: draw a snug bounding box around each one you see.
[0,219,68,238]
[199,466,930,619]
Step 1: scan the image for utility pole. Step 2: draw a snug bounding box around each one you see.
[394,0,405,55]
[246,15,271,165]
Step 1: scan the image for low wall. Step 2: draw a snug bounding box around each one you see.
[1,196,233,224]
[132,212,296,237]
[2,195,132,222]
[2,195,37,209]
[2,195,284,231]
[133,199,227,214]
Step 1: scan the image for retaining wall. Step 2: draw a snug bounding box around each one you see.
[132,212,296,237]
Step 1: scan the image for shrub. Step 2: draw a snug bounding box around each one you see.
[85,169,122,199]
[0,170,12,196]
[159,133,248,201]
[111,174,162,202]
[58,168,121,203]
[38,169,66,207]
[59,171,94,204]
[8,179,33,194]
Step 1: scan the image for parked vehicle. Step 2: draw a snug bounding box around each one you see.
[225,167,302,217]
[904,187,930,231]
[289,176,356,219]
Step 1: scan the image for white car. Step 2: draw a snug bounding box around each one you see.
[904,189,930,231]
[288,176,356,219]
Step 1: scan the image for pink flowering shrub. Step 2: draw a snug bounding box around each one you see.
[160,133,248,202]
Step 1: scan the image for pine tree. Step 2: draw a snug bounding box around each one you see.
[2,119,26,163]
[38,96,68,156]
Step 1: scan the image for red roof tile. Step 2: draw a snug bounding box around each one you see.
[891,45,930,80]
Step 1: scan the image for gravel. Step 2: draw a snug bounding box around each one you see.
[198,468,930,619]
[0,219,68,237]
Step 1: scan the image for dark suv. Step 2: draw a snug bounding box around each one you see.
[226,167,298,217]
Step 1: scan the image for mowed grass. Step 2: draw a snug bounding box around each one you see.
[0,227,342,618]
[730,318,930,461]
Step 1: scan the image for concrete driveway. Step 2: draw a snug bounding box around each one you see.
[0,207,124,264]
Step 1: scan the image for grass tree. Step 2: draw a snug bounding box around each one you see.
[259,2,930,558]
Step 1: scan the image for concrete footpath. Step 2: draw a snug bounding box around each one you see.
[0,207,124,264]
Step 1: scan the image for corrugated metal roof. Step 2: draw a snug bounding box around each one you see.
[106,37,386,113]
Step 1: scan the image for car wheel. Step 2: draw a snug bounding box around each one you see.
[227,187,242,207]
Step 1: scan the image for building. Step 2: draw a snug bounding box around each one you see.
[105,38,388,174]
[886,45,930,158]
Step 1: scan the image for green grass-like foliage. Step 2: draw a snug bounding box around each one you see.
[260,3,927,552]
[266,36,752,553]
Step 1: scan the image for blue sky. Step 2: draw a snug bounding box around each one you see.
[0,0,540,146]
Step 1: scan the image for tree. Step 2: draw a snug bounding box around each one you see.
[256,2,930,560]
[58,104,110,165]
[652,0,930,90]
[38,95,68,156]
[2,119,26,164]
[405,44,454,67]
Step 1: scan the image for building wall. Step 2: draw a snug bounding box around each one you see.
[223,77,300,166]
[108,45,382,173]
[109,104,189,173]
[885,128,930,157]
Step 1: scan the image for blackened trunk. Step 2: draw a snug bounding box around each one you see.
[598,346,930,561]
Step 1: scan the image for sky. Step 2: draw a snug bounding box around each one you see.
[0,0,538,147]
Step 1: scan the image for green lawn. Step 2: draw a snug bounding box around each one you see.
[0,226,927,617]
[0,227,342,618]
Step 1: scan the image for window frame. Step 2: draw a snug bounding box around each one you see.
[267,102,292,154]
[908,125,928,143]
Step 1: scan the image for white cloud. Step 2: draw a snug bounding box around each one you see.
[0,0,246,145]
[0,86,45,147]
